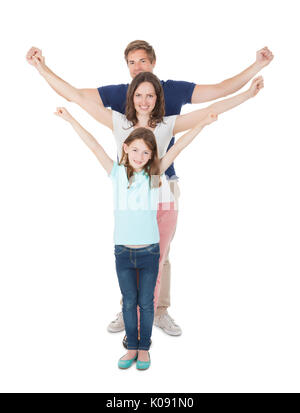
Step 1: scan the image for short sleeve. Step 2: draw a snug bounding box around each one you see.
[97,84,128,113]
[156,115,177,146]
[167,80,196,104]
[112,110,129,137]
[109,161,119,179]
[163,116,179,181]
[165,115,177,136]
[161,80,196,117]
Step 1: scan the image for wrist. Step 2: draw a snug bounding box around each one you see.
[245,90,252,99]
[253,60,263,72]
[198,119,209,128]
[36,62,47,76]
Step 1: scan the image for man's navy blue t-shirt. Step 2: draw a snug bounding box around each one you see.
[97,80,195,179]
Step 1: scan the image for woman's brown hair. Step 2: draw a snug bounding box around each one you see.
[125,72,165,129]
[119,127,161,189]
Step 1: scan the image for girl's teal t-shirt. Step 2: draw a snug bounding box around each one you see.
[109,162,160,245]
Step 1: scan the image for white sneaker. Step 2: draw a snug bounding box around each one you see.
[107,312,125,333]
[154,312,182,336]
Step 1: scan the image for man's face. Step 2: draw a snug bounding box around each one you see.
[127,49,156,79]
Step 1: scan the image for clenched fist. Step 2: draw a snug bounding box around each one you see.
[26,47,45,69]
[248,76,264,98]
[54,107,73,122]
[256,47,274,68]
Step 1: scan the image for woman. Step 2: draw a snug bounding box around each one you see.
[81,71,264,325]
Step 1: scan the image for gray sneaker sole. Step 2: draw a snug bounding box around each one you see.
[154,322,182,336]
[107,325,125,333]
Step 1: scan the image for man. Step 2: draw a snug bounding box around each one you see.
[26,40,273,343]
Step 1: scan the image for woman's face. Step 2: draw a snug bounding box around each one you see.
[123,139,152,172]
[133,82,157,117]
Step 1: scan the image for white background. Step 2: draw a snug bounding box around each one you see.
[0,0,299,393]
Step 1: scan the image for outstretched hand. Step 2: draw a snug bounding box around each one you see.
[26,47,45,69]
[54,107,73,122]
[256,47,274,68]
[248,76,264,98]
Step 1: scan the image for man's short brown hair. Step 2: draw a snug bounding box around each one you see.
[124,40,156,64]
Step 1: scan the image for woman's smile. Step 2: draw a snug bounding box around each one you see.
[133,82,157,115]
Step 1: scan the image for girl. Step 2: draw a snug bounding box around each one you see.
[55,107,218,370]
[55,70,263,369]
[71,71,264,349]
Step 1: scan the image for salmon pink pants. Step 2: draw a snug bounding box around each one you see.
[136,201,178,328]
[154,202,178,313]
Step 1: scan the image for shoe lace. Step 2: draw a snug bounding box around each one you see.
[112,312,123,324]
[164,313,179,327]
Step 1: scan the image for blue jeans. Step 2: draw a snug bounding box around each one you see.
[114,243,160,351]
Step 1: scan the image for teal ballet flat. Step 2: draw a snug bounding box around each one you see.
[118,353,138,369]
[136,352,151,370]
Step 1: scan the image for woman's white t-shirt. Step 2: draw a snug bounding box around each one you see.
[112,111,177,203]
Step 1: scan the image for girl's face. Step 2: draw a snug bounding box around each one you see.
[133,82,157,117]
[123,139,152,172]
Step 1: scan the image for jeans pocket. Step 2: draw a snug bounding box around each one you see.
[114,245,126,255]
[146,243,160,255]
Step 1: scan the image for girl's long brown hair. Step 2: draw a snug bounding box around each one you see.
[125,72,165,129]
[119,127,161,188]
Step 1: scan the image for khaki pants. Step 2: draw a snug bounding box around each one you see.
[120,181,180,317]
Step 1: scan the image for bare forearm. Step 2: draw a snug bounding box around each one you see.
[207,89,251,115]
[56,107,113,173]
[37,63,80,103]
[174,84,256,134]
[218,62,261,97]
[174,122,205,153]
[192,62,262,103]
[69,117,102,155]
[160,122,205,173]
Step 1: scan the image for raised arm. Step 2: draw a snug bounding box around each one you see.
[174,76,264,135]
[26,47,113,129]
[160,113,217,175]
[191,47,273,103]
[54,107,113,175]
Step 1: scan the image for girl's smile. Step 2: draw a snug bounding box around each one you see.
[123,139,152,172]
